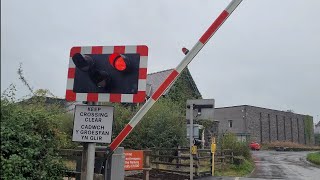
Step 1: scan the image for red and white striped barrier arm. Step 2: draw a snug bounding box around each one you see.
[109,0,243,152]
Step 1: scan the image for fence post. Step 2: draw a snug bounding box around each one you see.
[177,146,181,168]
[231,151,234,164]
[195,152,200,177]
[143,150,152,180]
[155,150,159,169]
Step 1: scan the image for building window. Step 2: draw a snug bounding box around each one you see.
[228,120,233,128]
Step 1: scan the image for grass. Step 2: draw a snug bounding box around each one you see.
[307,152,320,165]
[214,159,254,177]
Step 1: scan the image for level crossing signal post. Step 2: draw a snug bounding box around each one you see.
[66,45,149,180]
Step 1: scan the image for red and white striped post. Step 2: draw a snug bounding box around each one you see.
[108,0,243,154]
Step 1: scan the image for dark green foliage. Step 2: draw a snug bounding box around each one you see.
[112,99,187,149]
[220,133,251,160]
[167,68,202,108]
[1,87,66,179]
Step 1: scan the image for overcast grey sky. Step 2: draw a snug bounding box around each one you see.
[1,0,319,123]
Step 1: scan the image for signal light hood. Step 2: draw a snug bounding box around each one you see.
[72,53,94,72]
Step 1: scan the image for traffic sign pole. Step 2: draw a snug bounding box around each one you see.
[108,0,243,155]
[81,102,96,180]
[86,142,95,180]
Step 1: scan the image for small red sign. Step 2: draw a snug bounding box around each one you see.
[124,150,144,171]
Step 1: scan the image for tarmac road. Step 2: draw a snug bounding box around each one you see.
[200,150,320,180]
[249,150,319,179]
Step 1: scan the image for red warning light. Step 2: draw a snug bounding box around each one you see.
[109,53,130,72]
[114,57,127,71]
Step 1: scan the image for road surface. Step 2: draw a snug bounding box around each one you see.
[250,150,319,179]
[200,150,320,180]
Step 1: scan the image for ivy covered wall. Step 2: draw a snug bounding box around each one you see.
[304,115,315,145]
[167,68,202,109]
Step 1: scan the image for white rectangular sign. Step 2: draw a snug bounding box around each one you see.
[72,105,114,143]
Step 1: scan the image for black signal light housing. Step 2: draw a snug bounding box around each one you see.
[72,53,140,94]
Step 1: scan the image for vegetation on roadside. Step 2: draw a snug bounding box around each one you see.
[215,159,254,177]
[220,133,251,160]
[1,85,68,179]
[215,133,254,177]
[307,152,320,165]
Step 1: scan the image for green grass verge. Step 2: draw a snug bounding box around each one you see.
[307,152,320,165]
[215,159,254,177]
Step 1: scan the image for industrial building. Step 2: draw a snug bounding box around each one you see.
[215,105,314,145]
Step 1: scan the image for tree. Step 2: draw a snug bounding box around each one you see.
[1,85,66,179]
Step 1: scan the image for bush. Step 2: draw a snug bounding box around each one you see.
[215,159,254,177]
[114,99,187,149]
[220,133,251,160]
[1,87,66,179]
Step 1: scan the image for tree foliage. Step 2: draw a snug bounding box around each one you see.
[220,133,251,160]
[111,99,187,149]
[1,86,67,179]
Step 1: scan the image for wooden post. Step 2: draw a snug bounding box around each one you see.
[177,146,181,168]
[195,153,200,177]
[143,150,152,180]
[231,151,234,164]
[155,149,159,169]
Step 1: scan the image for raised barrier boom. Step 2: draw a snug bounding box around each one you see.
[109,0,243,153]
